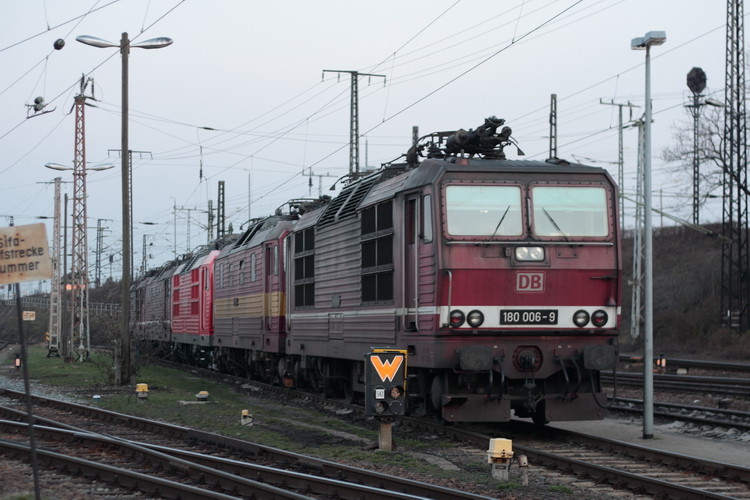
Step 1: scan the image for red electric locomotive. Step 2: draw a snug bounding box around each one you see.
[132,116,620,424]
[284,117,620,423]
[170,249,220,345]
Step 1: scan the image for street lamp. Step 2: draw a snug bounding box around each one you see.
[631,30,666,440]
[44,162,113,360]
[77,32,172,385]
[45,162,115,172]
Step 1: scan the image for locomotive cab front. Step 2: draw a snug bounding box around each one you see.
[402,152,621,423]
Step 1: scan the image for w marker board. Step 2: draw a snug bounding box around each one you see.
[365,348,407,416]
[0,224,52,284]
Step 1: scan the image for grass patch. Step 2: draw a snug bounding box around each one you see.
[16,346,296,447]
[23,348,113,386]
[548,484,573,494]
[496,480,522,490]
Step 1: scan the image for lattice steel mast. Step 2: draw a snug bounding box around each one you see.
[70,78,95,360]
[47,177,62,357]
[721,0,749,330]
[217,180,226,239]
[322,70,385,177]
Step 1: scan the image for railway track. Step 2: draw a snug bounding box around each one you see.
[5,353,750,499]
[619,355,750,375]
[603,371,750,397]
[609,396,750,431]
[162,359,750,499]
[408,419,750,500]
[603,358,750,430]
[0,388,493,500]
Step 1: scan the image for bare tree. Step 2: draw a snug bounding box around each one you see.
[662,105,726,210]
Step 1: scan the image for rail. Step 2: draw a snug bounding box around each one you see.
[620,354,750,373]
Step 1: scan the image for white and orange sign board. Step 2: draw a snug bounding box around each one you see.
[370,354,404,382]
[0,224,52,285]
[367,348,408,385]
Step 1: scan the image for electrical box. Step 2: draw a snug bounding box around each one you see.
[364,348,407,416]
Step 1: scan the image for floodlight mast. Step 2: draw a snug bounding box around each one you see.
[76,32,172,385]
[631,29,666,440]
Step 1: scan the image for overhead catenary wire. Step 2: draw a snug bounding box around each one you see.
[0,0,123,54]
[0,2,730,258]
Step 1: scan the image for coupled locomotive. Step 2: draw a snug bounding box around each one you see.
[134,116,621,424]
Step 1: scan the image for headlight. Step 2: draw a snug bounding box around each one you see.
[449,310,465,327]
[573,310,590,327]
[467,310,484,327]
[591,310,608,327]
[515,246,545,261]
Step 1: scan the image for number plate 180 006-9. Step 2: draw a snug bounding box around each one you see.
[500,310,558,325]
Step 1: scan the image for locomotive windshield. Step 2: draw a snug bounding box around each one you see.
[531,186,609,237]
[445,185,523,237]
[444,183,610,239]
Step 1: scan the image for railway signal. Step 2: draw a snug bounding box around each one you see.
[365,348,407,417]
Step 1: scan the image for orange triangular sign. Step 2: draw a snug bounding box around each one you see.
[371,355,403,382]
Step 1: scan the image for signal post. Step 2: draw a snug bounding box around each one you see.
[364,348,407,451]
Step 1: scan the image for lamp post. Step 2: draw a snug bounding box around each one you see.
[45,162,113,361]
[631,30,666,440]
[77,32,172,385]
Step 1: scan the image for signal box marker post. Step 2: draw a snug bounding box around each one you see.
[0,223,53,500]
[364,348,407,452]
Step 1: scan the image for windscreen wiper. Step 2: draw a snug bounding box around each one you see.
[490,205,511,239]
[542,207,570,243]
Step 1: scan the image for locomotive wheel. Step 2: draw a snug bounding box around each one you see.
[307,368,328,397]
[292,360,303,387]
[429,375,445,412]
[532,403,549,426]
[343,382,357,404]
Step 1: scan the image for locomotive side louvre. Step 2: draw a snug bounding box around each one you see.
[287,169,413,359]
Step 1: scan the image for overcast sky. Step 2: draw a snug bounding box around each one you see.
[0,0,727,282]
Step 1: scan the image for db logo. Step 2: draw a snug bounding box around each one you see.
[516,272,545,292]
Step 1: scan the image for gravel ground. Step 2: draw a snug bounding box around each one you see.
[0,348,650,500]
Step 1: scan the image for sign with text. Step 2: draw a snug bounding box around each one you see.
[0,224,52,285]
[515,272,545,292]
